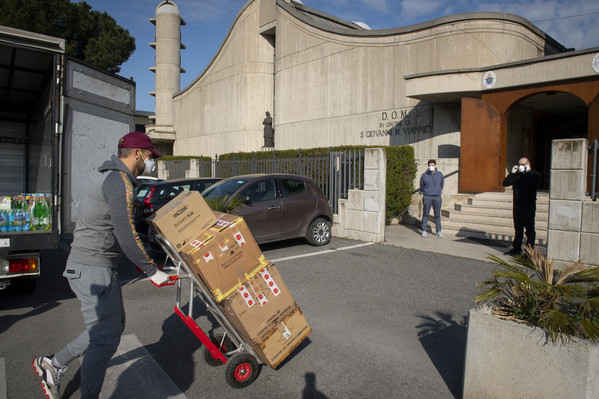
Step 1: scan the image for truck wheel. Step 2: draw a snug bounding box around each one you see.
[13,278,37,294]
[203,333,234,367]
[224,352,260,389]
[306,218,331,246]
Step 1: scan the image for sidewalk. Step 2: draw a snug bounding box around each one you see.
[383,223,546,263]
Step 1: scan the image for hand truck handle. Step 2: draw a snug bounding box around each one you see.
[152,275,179,287]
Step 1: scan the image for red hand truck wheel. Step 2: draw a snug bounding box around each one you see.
[224,352,261,389]
[203,333,234,367]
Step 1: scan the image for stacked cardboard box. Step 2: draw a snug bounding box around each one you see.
[150,192,311,369]
[179,212,267,301]
[218,262,311,368]
[147,190,216,251]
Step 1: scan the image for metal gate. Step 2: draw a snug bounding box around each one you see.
[161,149,364,213]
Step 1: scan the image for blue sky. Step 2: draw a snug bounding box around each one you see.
[77,0,599,112]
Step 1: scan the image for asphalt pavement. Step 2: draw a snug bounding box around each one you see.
[0,224,522,399]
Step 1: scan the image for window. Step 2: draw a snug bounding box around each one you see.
[239,179,276,202]
[157,184,191,200]
[279,179,305,196]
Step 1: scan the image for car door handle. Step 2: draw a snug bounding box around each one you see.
[268,205,280,210]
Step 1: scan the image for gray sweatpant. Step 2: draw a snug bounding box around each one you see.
[422,194,442,233]
[54,261,125,399]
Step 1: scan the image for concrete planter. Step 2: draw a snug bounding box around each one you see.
[462,307,599,399]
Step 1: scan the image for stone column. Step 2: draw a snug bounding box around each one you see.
[547,139,587,263]
[336,148,387,242]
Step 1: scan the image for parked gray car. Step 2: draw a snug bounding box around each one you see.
[202,174,333,246]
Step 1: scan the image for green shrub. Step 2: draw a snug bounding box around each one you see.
[476,246,599,343]
[159,155,211,161]
[385,146,417,225]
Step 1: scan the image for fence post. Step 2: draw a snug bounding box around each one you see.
[213,153,218,178]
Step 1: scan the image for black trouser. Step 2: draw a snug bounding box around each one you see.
[513,205,536,250]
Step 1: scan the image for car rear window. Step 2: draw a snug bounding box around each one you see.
[279,179,305,196]
[157,184,191,200]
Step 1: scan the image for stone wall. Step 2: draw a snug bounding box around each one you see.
[333,148,386,242]
[547,138,599,266]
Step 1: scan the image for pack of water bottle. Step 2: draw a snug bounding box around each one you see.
[0,194,51,232]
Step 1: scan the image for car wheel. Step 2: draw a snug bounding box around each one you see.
[306,217,331,246]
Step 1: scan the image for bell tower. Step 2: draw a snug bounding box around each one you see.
[147,0,185,151]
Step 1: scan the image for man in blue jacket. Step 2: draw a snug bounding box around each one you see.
[33,132,170,399]
[420,159,444,237]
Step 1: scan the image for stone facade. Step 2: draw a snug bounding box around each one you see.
[547,138,598,266]
[167,0,563,204]
[334,148,387,242]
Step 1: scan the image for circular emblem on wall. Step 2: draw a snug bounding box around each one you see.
[482,71,496,89]
[592,53,599,73]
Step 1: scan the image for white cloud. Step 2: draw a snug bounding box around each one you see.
[400,0,445,18]
[472,0,599,49]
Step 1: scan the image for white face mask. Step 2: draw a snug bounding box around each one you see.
[518,165,526,173]
[143,158,156,176]
[427,165,436,172]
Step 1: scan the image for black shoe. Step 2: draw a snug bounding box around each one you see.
[505,248,522,256]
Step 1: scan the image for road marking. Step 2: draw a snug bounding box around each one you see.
[0,358,6,399]
[270,242,375,263]
[96,334,187,399]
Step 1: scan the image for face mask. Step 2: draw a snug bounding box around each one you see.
[518,165,525,173]
[143,158,156,176]
[428,165,436,172]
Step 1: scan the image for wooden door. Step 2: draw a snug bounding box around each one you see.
[460,98,502,192]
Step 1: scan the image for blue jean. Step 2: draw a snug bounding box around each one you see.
[422,195,442,233]
[54,261,125,399]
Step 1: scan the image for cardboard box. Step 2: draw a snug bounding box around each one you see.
[180,212,267,301]
[219,263,296,342]
[147,191,216,251]
[250,306,312,369]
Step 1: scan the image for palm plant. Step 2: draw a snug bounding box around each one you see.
[476,245,599,343]
[204,195,246,215]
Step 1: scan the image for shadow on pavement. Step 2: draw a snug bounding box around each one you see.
[415,310,468,399]
[302,372,328,399]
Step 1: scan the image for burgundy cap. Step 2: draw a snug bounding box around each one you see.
[118,132,162,158]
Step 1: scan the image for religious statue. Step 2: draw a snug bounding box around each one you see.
[263,111,274,147]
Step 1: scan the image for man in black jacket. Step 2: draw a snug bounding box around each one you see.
[502,157,542,256]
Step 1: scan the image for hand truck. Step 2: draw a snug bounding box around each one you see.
[152,233,264,389]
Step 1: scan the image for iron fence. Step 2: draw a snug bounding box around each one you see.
[162,149,365,213]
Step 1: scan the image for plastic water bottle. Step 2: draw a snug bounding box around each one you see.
[39,195,50,230]
[0,209,8,232]
[30,197,39,230]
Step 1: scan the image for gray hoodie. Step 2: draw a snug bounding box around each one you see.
[68,154,158,276]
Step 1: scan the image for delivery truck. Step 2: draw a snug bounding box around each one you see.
[0,25,137,293]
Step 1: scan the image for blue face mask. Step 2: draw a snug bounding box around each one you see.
[427,165,436,172]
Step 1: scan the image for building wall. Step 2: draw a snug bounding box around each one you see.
[274,9,551,155]
[170,0,560,200]
[172,1,274,156]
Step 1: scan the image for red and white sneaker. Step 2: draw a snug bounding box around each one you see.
[32,355,67,399]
